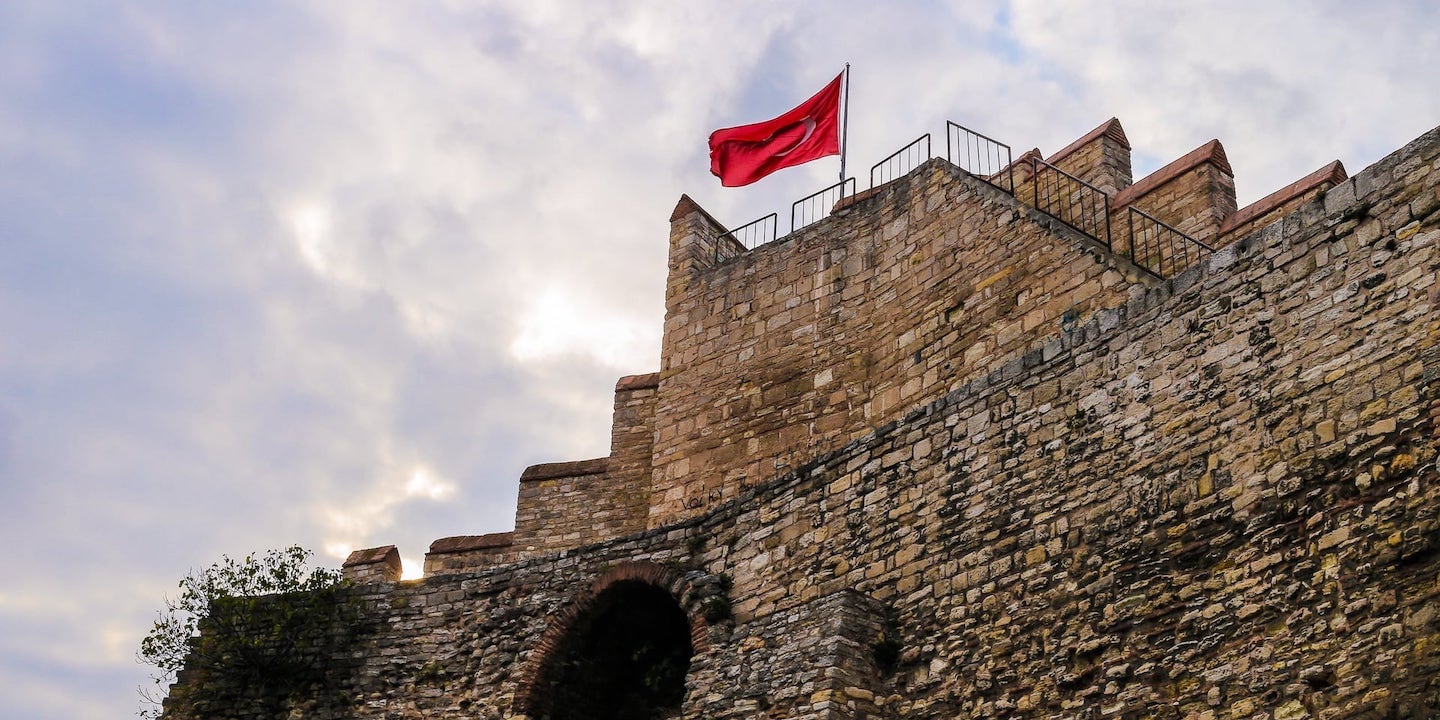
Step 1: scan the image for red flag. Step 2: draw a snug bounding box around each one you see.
[709,72,843,187]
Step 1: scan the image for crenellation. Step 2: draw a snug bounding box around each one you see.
[1111,138,1238,249]
[342,545,403,584]
[1046,117,1133,196]
[170,118,1440,720]
[422,532,518,575]
[1218,160,1348,247]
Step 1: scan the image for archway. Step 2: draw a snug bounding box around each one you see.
[536,579,693,720]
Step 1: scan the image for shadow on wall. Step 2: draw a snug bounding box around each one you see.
[537,581,693,720]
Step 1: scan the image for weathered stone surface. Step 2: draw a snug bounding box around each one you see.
[341,545,401,584]
[167,118,1440,719]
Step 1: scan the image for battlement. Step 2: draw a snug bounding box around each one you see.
[197,115,1440,720]
[355,116,1362,578]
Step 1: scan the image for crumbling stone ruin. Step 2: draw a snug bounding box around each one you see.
[166,117,1440,719]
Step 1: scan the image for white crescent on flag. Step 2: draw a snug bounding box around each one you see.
[773,117,817,157]
[708,70,843,186]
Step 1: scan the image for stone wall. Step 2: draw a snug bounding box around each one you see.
[1217,161,1349,248]
[1111,139,1238,249]
[425,117,1356,561]
[1049,117,1134,196]
[653,158,1149,528]
[174,120,1440,719]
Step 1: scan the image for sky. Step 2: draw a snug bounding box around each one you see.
[1,1,1437,717]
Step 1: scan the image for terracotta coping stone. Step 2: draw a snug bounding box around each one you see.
[343,545,400,567]
[669,193,726,232]
[831,185,883,213]
[1046,118,1130,165]
[1110,139,1232,209]
[989,147,1043,181]
[519,457,609,482]
[616,372,660,391]
[1219,160,1347,234]
[428,532,516,554]
[836,156,965,213]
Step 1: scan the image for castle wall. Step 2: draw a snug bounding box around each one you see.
[172,122,1440,720]
[654,159,1149,528]
[1217,160,1348,248]
[1048,117,1133,196]
[603,373,659,524]
[1112,139,1239,249]
[702,122,1437,716]
[689,122,1440,717]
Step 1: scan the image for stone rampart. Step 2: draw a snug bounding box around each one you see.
[179,119,1440,719]
[653,157,1148,528]
[416,116,1362,563]
[1111,139,1238,248]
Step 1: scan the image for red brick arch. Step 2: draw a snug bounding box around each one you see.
[514,561,717,717]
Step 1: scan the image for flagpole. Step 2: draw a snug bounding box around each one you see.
[839,63,850,198]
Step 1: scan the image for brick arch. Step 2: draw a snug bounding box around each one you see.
[514,561,719,718]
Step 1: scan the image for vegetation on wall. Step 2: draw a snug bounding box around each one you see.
[137,546,357,718]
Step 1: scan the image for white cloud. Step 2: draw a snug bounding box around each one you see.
[319,464,458,562]
[510,285,660,370]
[1,2,1437,718]
[1005,0,1440,201]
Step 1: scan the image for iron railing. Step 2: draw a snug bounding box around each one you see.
[946,122,1014,194]
[705,121,1208,282]
[711,133,939,262]
[1029,158,1112,249]
[792,178,857,233]
[1125,207,1212,279]
[714,213,777,262]
[712,231,745,264]
[871,134,931,188]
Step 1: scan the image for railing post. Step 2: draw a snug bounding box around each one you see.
[791,179,856,234]
[945,121,1015,196]
[871,134,932,189]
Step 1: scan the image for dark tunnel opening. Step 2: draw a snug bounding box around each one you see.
[541,580,693,720]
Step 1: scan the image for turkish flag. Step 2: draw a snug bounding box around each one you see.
[709,72,843,187]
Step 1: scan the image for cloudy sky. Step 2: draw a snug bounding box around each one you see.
[1,1,1437,717]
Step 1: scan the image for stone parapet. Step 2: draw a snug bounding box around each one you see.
[1110,138,1237,247]
[163,119,1440,720]
[651,158,1148,527]
[341,545,402,584]
[1217,159,1348,246]
[422,532,516,575]
[1047,117,1133,196]
[602,373,658,535]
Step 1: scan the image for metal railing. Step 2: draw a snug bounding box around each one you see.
[714,213,777,263]
[1125,207,1212,279]
[791,178,857,233]
[871,134,931,188]
[712,231,745,264]
[711,133,939,262]
[705,122,1208,282]
[1029,158,1112,249]
[946,122,1014,194]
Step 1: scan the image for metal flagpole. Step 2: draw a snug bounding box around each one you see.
[839,63,850,198]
